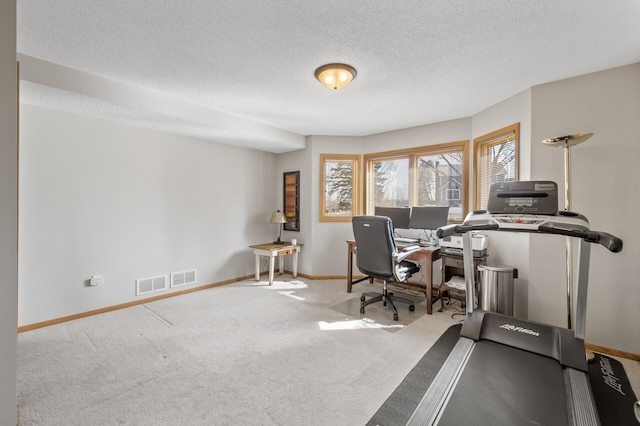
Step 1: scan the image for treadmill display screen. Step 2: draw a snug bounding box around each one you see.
[487,180,558,214]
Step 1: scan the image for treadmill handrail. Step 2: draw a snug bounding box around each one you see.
[538,223,623,253]
[436,218,623,253]
[436,222,498,238]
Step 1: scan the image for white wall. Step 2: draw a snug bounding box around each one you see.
[18,105,279,326]
[529,63,640,353]
[365,118,472,152]
[0,2,18,423]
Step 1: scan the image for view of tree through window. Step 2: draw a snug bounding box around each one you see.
[372,158,409,207]
[325,161,353,213]
[320,154,360,222]
[474,123,519,210]
[365,141,469,222]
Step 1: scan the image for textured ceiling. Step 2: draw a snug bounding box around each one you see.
[16,0,640,153]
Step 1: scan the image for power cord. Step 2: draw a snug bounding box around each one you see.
[260,257,284,278]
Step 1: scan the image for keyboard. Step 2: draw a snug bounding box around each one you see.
[492,216,548,230]
[395,237,419,243]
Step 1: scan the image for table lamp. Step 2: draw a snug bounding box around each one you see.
[270,210,288,244]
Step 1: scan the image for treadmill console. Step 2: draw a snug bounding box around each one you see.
[449,181,592,233]
[488,181,558,214]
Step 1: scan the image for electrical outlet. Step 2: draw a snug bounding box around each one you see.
[90,275,103,286]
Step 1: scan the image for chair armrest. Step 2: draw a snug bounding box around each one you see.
[394,245,421,262]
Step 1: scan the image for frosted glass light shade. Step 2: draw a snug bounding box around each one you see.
[314,63,357,90]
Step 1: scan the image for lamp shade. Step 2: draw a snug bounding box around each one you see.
[542,132,593,148]
[270,210,288,224]
[314,63,357,90]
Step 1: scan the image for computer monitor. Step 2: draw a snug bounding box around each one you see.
[374,206,411,229]
[408,206,450,230]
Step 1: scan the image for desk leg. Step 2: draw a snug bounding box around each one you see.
[347,246,353,293]
[254,254,260,281]
[292,251,298,278]
[278,255,284,275]
[425,258,433,315]
[269,256,276,286]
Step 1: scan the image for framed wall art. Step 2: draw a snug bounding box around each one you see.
[283,171,300,231]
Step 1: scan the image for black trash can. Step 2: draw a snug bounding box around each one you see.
[477,263,515,315]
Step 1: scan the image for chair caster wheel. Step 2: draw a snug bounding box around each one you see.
[409,305,415,312]
[389,292,393,296]
[360,307,365,314]
[393,314,398,321]
[360,296,366,302]
[383,301,387,306]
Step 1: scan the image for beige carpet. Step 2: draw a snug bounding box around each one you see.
[16,277,640,425]
[17,278,457,425]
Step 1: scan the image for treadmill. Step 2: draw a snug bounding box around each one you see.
[407,181,623,425]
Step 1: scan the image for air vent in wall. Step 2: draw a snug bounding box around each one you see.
[171,269,197,288]
[136,274,169,296]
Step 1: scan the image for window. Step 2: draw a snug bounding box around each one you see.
[474,123,519,210]
[364,141,469,223]
[446,189,460,201]
[320,154,361,222]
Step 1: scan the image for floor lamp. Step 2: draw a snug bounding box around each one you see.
[541,132,593,334]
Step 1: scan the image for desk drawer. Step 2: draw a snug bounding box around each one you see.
[278,248,295,256]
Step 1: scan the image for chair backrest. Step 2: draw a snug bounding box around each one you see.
[352,216,397,280]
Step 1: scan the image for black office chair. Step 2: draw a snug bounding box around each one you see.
[352,215,421,321]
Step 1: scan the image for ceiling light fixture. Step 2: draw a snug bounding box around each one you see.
[314,63,357,90]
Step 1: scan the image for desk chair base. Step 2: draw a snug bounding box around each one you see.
[360,282,415,321]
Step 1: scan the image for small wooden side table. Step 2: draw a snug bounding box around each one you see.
[250,243,300,285]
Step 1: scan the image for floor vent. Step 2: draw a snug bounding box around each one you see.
[171,269,197,288]
[136,274,168,296]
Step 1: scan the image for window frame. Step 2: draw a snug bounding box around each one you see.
[319,154,361,222]
[474,123,520,210]
[363,140,469,223]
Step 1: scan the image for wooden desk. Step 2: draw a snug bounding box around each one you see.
[346,240,440,314]
[250,243,300,286]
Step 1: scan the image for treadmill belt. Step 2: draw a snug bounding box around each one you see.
[438,340,569,425]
